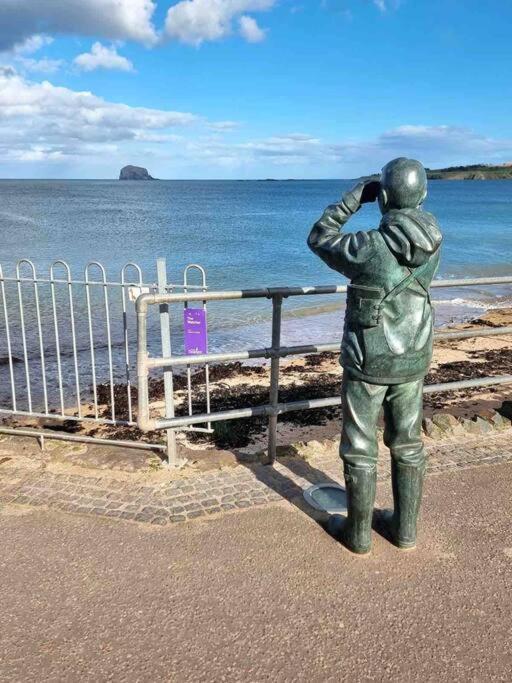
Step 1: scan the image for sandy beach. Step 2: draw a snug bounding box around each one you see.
[175,306,512,454]
[4,306,512,464]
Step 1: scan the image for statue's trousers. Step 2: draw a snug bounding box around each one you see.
[340,375,425,469]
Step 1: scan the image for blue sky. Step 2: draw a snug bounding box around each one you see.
[0,0,511,179]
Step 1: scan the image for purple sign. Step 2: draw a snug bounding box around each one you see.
[184,308,208,355]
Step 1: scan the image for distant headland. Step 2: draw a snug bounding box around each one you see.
[363,163,512,182]
[258,164,512,183]
[119,165,156,180]
[425,163,512,180]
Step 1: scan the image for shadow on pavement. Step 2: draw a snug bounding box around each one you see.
[237,452,393,546]
[239,454,341,528]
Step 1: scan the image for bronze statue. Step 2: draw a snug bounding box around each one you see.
[308,158,442,554]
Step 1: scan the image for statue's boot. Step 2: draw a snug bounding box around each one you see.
[327,463,377,555]
[376,460,425,550]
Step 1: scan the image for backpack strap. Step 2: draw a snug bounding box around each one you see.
[371,261,432,325]
[380,260,431,305]
[347,260,433,329]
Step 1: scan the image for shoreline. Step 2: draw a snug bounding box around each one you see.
[151,305,512,451]
[4,306,512,458]
[205,293,507,358]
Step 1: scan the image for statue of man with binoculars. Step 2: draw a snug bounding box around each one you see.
[308,157,443,555]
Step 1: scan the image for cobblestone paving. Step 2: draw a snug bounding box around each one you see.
[1,432,512,526]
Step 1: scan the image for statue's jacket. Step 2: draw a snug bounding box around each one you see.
[308,199,443,385]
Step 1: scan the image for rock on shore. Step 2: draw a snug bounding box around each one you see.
[119,165,156,180]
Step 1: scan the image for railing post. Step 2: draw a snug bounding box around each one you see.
[156,258,184,468]
[266,293,283,465]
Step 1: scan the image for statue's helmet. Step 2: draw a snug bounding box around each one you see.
[378,157,427,213]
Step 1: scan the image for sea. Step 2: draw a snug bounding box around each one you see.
[0,179,511,406]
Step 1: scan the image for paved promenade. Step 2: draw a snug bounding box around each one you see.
[1,432,512,524]
[1,458,512,681]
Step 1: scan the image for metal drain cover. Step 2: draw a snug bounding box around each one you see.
[303,483,347,514]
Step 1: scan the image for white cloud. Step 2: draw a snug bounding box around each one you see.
[74,42,134,72]
[11,145,65,162]
[15,56,64,74]
[1,68,509,179]
[373,0,403,12]
[0,68,198,164]
[0,0,157,52]
[238,16,266,42]
[133,131,184,142]
[208,120,241,131]
[3,33,63,74]
[375,125,512,161]
[0,0,279,56]
[164,0,275,45]
[0,65,15,78]
[239,133,322,161]
[13,34,54,55]
[164,125,512,177]
[325,125,512,172]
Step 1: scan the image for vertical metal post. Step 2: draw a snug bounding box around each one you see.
[156,258,183,467]
[84,265,99,419]
[0,266,17,412]
[266,294,283,465]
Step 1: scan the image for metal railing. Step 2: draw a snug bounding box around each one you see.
[136,276,512,466]
[0,257,210,453]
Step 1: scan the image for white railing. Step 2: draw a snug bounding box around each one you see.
[0,257,209,453]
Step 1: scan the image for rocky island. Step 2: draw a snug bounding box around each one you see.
[119,165,156,180]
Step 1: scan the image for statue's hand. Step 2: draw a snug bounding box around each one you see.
[342,177,380,212]
[360,179,381,204]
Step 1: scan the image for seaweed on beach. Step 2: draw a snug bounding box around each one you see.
[96,362,268,423]
[423,352,512,410]
[467,347,512,371]
[281,364,308,375]
[425,349,512,385]
[207,362,266,382]
[425,360,491,383]
[92,344,512,450]
[184,372,342,449]
[304,351,338,367]
[43,419,82,434]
